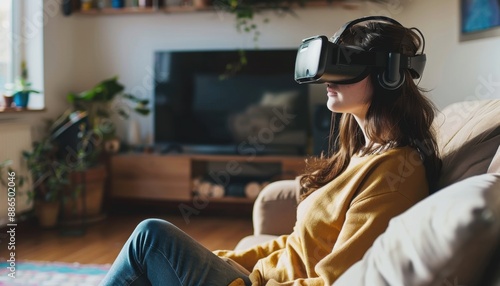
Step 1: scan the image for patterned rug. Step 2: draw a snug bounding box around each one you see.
[0,261,110,286]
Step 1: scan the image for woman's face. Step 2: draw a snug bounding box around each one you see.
[325,76,373,119]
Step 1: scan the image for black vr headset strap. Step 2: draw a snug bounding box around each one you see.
[339,47,426,79]
[331,16,404,44]
[331,16,416,90]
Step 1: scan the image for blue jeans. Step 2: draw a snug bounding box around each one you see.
[100,219,251,286]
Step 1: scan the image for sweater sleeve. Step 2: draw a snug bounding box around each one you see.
[214,235,289,272]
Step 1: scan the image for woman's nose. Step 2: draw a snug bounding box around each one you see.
[326,82,338,89]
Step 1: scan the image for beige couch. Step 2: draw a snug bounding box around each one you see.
[235,99,500,285]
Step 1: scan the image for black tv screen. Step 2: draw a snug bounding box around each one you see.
[153,49,310,155]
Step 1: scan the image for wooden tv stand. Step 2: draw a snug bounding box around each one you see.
[110,153,306,205]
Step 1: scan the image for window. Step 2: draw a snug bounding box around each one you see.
[0,0,44,110]
[0,1,13,94]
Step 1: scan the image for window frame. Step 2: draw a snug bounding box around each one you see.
[1,0,45,111]
[11,0,22,82]
[1,1,13,91]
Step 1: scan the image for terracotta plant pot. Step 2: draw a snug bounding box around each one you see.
[35,201,60,228]
[3,96,14,108]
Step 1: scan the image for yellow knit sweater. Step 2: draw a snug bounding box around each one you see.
[214,147,429,286]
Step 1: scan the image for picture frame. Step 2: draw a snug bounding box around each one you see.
[460,0,500,41]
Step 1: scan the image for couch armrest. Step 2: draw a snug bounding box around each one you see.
[252,179,300,236]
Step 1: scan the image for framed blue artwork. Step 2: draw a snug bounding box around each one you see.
[461,0,500,41]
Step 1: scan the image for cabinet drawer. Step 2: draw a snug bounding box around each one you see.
[111,155,191,201]
[111,179,190,200]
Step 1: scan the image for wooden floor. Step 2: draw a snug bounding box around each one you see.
[0,212,253,265]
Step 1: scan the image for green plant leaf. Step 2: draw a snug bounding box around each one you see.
[117,108,130,119]
[0,159,13,168]
[134,107,150,116]
[122,93,150,105]
[70,76,125,102]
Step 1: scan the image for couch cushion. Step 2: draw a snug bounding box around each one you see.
[435,100,500,189]
[333,173,500,286]
[234,234,278,252]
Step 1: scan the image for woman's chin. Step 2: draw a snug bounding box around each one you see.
[326,99,341,113]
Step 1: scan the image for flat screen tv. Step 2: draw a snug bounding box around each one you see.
[153,49,310,156]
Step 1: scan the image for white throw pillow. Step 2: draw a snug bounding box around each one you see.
[334,173,500,286]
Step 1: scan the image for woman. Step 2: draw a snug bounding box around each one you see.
[101,17,441,286]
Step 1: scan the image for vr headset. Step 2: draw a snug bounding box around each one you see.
[294,16,426,90]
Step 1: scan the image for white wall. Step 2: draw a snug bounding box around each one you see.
[396,0,500,109]
[67,5,366,143]
[10,0,500,142]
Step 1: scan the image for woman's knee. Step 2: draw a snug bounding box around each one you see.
[133,218,178,240]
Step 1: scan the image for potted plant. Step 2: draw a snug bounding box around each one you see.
[22,113,106,225]
[46,110,102,221]
[22,138,70,228]
[4,61,42,109]
[51,76,150,221]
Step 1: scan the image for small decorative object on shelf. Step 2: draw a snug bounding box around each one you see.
[104,137,121,154]
[97,0,106,9]
[126,117,142,147]
[138,0,153,7]
[111,0,125,9]
[166,0,182,7]
[80,0,93,11]
[154,0,165,9]
[3,93,14,109]
[62,0,74,16]
[193,0,208,8]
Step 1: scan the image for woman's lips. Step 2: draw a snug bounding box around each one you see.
[326,83,339,97]
[326,88,337,97]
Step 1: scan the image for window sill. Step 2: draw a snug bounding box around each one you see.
[0,107,46,113]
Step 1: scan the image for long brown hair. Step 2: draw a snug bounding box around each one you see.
[299,20,441,200]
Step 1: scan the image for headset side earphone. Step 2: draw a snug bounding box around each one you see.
[332,16,414,90]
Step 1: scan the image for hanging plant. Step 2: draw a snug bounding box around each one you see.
[216,0,316,77]
[214,0,405,77]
